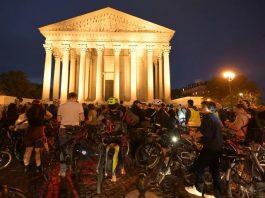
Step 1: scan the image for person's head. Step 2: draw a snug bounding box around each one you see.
[15,97,23,106]
[215,102,222,110]
[148,103,152,108]
[187,99,194,107]
[152,99,163,111]
[120,100,124,105]
[233,104,247,115]
[53,99,60,107]
[68,92,78,102]
[133,100,143,109]
[201,101,217,114]
[87,103,95,110]
[142,103,148,110]
[107,97,119,110]
[241,100,250,109]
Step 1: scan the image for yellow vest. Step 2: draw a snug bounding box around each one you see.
[188,108,201,127]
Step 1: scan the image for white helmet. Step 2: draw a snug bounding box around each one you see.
[152,99,163,106]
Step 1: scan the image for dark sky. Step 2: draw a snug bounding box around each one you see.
[0,0,265,94]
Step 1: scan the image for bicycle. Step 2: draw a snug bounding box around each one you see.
[0,150,12,170]
[0,185,26,198]
[96,127,130,194]
[224,140,265,198]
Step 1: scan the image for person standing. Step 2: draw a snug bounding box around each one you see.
[185,102,223,198]
[23,100,52,173]
[57,92,84,177]
[186,99,201,133]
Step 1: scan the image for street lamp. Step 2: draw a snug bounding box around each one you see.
[223,71,235,108]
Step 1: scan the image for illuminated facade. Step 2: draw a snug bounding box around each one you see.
[39,7,175,103]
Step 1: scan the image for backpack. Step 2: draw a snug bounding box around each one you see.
[124,109,140,126]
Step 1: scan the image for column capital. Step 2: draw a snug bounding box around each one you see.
[43,43,53,52]
[53,50,61,59]
[162,46,171,54]
[96,44,105,55]
[129,45,137,53]
[70,49,76,58]
[113,45,121,55]
[61,43,70,53]
[78,43,87,53]
[146,45,155,53]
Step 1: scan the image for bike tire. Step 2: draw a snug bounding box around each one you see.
[14,138,25,161]
[0,151,12,170]
[135,142,162,169]
[226,161,254,198]
[0,185,26,198]
[97,154,105,194]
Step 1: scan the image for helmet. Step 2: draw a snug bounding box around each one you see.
[152,99,163,106]
[107,97,118,105]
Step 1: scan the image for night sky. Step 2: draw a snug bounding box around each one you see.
[0,0,265,95]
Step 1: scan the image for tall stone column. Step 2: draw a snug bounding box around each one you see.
[130,45,137,103]
[95,44,104,103]
[53,51,61,99]
[60,44,70,103]
[155,61,159,99]
[42,43,53,100]
[163,46,171,101]
[78,44,87,102]
[69,50,76,93]
[75,56,80,92]
[158,53,163,99]
[147,45,154,102]
[113,45,121,99]
[84,50,90,100]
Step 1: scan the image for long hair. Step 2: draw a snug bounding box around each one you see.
[26,104,45,126]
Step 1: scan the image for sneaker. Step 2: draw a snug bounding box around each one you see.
[24,165,30,173]
[185,185,202,197]
[58,170,66,177]
[36,165,43,173]
[204,194,216,198]
[111,175,117,182]
[121,168,126,175]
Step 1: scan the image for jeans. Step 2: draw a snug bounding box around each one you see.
[58,128,75,174]
[193,148,223,198]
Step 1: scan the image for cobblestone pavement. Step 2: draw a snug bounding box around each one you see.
[1,153,220,198]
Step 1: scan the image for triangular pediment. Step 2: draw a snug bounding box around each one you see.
[39,7,175,34]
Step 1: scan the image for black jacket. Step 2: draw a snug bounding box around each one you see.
[200,113,223,151]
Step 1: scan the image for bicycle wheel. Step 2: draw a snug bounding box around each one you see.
[135,142,162,169]
[0,185,26,198]
[226,160,254,198]
[0,151,12,170]
[97,153,105,194]
[14,138,25,161]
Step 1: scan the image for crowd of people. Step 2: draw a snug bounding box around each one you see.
[0,94,265,198]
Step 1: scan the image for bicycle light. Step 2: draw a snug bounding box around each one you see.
[172,136,178,143]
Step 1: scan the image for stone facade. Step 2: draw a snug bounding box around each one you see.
[39,7,175,103]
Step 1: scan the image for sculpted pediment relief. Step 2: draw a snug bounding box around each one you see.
[39,7,175,34]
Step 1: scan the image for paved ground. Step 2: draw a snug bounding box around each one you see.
[0,153,199,198]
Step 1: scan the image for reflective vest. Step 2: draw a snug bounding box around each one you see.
[188,108,201,127]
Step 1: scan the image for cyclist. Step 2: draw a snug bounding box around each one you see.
[186,99,201,136]
[99,97,126,182]
[185,101,223,198]
[152,99,174,132]
[57,92,84,177]
[23,99,52,173]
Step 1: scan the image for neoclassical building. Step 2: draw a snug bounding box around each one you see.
[39,7,175,103]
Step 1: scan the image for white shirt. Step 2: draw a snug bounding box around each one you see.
[58,101,84,128]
